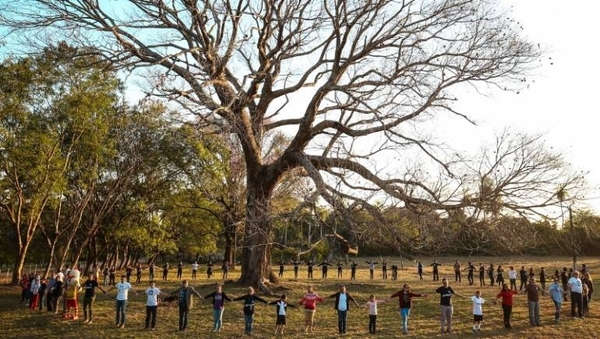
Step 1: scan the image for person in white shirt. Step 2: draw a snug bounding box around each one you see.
[568,271,584,318]
[471,291,485,332]
[145,281,167,330]
[363,294,386,334]
[110,275,137,328]
[269,294,296,335]
[191,261,199,280]
[508,267,518,290]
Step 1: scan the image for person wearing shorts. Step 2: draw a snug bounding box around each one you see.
[269,294,296,335]
[299,286,324,333]
[471,290,485,332]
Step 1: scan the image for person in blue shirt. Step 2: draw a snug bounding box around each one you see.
[328,285,360,334]
[548,275,565,324]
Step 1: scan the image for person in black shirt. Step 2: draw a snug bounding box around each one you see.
[162,263,169,281]
[561,267,570,301]
[337,260,344,278]
[306,260,315,279]
[467,262,475,285]
[125,265,133,282]
[539,267,547,290]
[496,265,505,287]
[82,273,106,323]
[430,260,442,281]
[381,258,389,280]
[391,264,399,281]
[435,278,463,334]
[318,260,332,279]
[277,261,285,278]
[206,261,214,279]
[292,260,302,279]
[487,263,495,287]
[233,287,268,335]
[519,266,527,290]
[417,262,424,281]
[479,263,485,287]
[350,261,358,280]
[177,262,183,280]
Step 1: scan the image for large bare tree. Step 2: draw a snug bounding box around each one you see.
[3,0,575,285]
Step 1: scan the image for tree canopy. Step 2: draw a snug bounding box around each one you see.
[0,0,589,286]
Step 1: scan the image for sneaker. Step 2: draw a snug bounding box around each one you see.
[87,321,92,324]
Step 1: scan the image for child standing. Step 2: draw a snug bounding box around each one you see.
[363,295,386,334]
[232,287,268,335]
[471,290,485,332]
[269,294,296,335]
[299,285,324,333]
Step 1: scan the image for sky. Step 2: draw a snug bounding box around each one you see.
[440,0,600,213]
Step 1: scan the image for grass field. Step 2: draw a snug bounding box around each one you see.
[1,256,597,339]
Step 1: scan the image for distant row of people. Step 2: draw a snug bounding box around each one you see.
[276,258,402,280]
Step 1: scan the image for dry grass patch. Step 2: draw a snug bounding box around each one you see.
[1,256,597,338]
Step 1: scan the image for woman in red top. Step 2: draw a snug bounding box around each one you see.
[390,284,427,334]
[299,285,324,333]
[496,283,518,329]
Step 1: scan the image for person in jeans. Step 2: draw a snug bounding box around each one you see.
[568,271,584,318]
[233,287,268,335]
[496,283,517,329]
[548,275,565,324]
[204,284,232,333]
[82,273,106,324]
[523,277,544,326]
[328,285,360,334]
[173,280,202,332]
[390,283,427,334]
[435,278,463,334]
[110,275,136,328]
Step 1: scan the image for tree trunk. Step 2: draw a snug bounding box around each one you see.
[239,181,276,286]
[12,245,31,285]
[223,218,236,270]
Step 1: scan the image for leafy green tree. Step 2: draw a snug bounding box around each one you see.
[0,44,121,283]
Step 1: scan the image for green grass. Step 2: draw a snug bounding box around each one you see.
[1,256,597,338]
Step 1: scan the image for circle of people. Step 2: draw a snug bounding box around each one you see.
[18,260,593,335]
